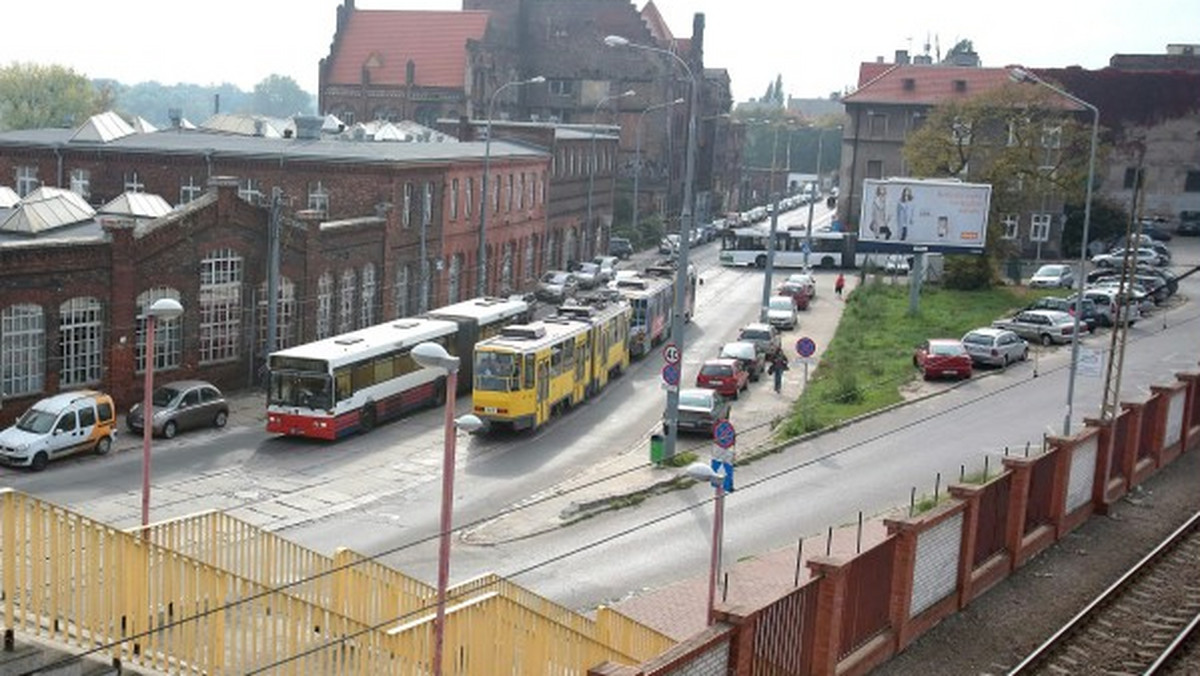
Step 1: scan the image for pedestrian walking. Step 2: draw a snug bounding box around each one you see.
[768,351,789,394]
[835,273,845,298]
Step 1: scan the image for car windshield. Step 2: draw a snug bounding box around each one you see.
[679,390,713,407]
[15,408,57,434]
[769,297,792,310]
[579,263,599,274]
[962,333,993,346]
[930,343,965,356]
[542,272,566,283]
[152,386,181,407]
[720,343,754,360]
[1035,265,1065,276]
[269,373,333,409]
[739,329,769,342]
[700,363,733,377]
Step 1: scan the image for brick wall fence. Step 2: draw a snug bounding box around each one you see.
[590,366,1200,676]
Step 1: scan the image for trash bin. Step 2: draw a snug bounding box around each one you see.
[1007,257,1022,286]
[650,433,665,464]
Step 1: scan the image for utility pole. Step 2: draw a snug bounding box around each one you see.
[265,191,282,384]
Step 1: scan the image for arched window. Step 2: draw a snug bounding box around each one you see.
[317,272,334,339]
[199,249,243,363]
[392,264,410,319]
[59,297,103,386]
[448,254,463,303]
[501,243,515,295]
[403,183,413,228]
[1,304,45,397]
[360,263,377,327]
[137,287,183,372]
[339,268,357,334]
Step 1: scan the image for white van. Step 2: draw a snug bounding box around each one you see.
[0,390,118,471]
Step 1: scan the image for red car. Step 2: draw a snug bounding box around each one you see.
[696,358,750,398]
[776,281,811,310]
[913,339,973,380]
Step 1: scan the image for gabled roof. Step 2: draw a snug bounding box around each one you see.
[99,192,173,219]
[842,65,1017,106]
[0,187,95,234]
[326,10,490,88]
[200,113,288,138]
[69,111,135,143]
[131,116,158,133]
[640,1,673,42]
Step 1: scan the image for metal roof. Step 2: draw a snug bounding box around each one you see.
[99,191,173,219]
[69,111,136,143]
[0,187,96,234]
[0,186,18,208]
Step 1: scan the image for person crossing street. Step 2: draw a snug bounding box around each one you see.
[768,350,789,394]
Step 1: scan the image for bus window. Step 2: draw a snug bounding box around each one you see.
[335,369,352,401]
[524,354,535,390]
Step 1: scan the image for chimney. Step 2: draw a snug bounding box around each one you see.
[214,93,221,114]
[895,50,910,65]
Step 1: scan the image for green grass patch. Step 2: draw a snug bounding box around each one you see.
[778,280,1047,439]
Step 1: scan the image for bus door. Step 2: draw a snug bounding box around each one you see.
[536,357,551,426]
[576,334,590,399]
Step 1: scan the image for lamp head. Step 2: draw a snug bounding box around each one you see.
[604,35,630,48]
[455,414,483,434]
[685,462,723,483]
[527,76,546,84]
[148,297,184,320]
[673,97,685,105]
[412,341,460,372]
[620,89,636,98]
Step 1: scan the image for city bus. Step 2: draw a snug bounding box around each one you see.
[266,317,459,440]
[613,263,696,357]
[719,225,873,269]
[471,315,607,432]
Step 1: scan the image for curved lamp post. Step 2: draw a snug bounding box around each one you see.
[140,297,184,529]
[605,34,698,460]
[411,342,483,676]
[685,462,726,626]
[1010,67,1099,436]
[633,98,685,242]
[586,89,636,261]
[478,76,546,297]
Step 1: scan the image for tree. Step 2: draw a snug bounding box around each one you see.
[252,74,314,118]
[0,62,104,130]
[773,74,784,106]
[943,39,975,62]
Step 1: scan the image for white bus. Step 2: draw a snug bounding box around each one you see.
[718,225,871,269]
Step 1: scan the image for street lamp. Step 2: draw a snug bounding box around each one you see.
[633,98,685,240]
[411,342,483,676]
[1010,66,1099,436]
[478,75,546,297]
[140,296,183,529]
[586,89,636,262]
[761,120,796,321]
[605,34,699,460]
[804,125,842,267]
[685,462,726,625]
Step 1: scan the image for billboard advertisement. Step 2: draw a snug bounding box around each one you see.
[858,178,991,249]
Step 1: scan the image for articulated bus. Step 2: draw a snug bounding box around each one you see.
[267,295,532,439]
[719,226,876,269]
[472,294,632,432]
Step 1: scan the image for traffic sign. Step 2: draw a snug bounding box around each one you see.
[713,419,736,449]
[796,336,817,358]
[662,343,681,365]
[710,458,735,492]
[661,362,680,387]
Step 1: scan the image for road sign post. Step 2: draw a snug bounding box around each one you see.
[711,420,736,492]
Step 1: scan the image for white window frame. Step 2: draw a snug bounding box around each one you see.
[316,272,333,339]
[59,297,104,387]
[339,268,357,334]
[392,264,409,320]
[238,178,262,205]
[199,249,243,364]
[256,277,295,352]
[1030,213,1052,242]
[403,183,413,228]
[450,178,459,220]
[465,177,473,219]
[1002,214,1019,240]
[136,287,183,372]
[360,263,376,328]
[16,166,39,197]
[69,169,90,201]
[124,171,145,193]
[1,304,45,397]
[422,182,433,226]
[180,175,203,205]
[308,180,329,213]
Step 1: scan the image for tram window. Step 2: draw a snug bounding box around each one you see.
[524,355,535,389]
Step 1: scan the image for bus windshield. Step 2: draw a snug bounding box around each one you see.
[269,372,334,410]
[475,351,520,392]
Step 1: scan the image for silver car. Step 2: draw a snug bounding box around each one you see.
[991,309,1077,346]
[127,380,229,439]
[961,328,1028,367]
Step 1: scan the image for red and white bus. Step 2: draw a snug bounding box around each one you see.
[267,296,532,440]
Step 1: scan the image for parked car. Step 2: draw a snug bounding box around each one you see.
[1082,287,1142,326]
[1072,290,1119,327]
[574,262,603,289]
[536,270,578,303]
[1028,264,1075,289]
[0,390,117,471]
[608,237,634,260]
[1024,296,1099,333]
[592,255,619,284]
[1091,247,1165,268]
[1178,210,1200,236]
[672,387,734,435]
[913,339,973,380]
[1138,218,1173,242]
[659,234,681,255]
[992,309,1078,346]
[776,281,811,311]
[785,271,817,299]
[960,328,1028,367]
[127,380,229,439]
[719,340,766,382]
[766,295,799,331]
[736,323,781,359]
[695,359,750,398]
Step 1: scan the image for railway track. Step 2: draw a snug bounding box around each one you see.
[1009,510,1200,675]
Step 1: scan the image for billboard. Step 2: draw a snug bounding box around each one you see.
[858,178,991,249]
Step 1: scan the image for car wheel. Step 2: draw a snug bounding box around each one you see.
[30,452,49,472]
[94,436,112,456]
[1021,347,1029,361]
[1002,354,1010,367]
[755,255,767,269]
[163,421,178,439]
[1040,334,1053,347]
[213,410,228,428]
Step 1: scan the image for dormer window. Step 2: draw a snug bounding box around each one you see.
[902,78,915,91]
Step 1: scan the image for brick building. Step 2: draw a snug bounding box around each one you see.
[0,113,555,425]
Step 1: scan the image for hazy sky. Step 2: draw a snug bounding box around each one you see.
[6,0,1196,104]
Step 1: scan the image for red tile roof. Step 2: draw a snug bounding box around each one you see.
[844,64,1018,106]
[326,10,490,88]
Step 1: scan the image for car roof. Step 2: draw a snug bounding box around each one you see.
[964,327,1009,338]
[159,379,218,391]
[29,389,108,411]
[703,358,739,367]
[740,322,773,332]
[1023,309,1072,319]
[927,338,962,345]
